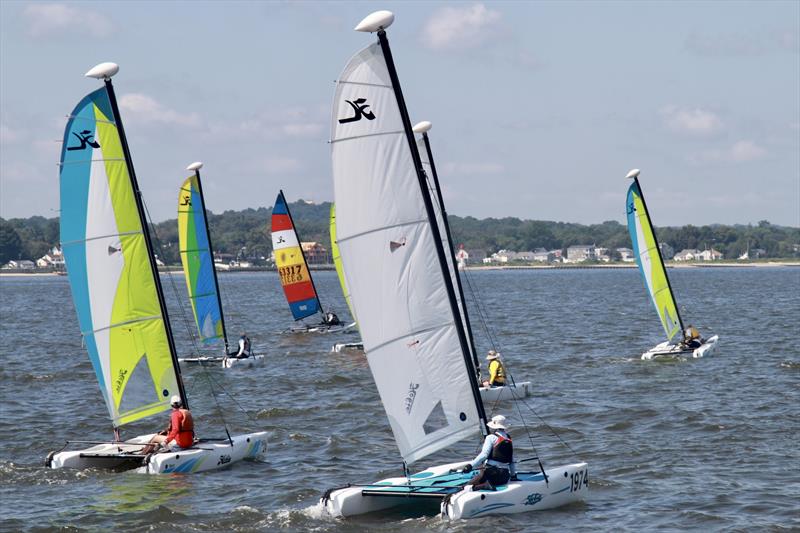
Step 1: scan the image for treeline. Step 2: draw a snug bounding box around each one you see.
[2,202,799,264]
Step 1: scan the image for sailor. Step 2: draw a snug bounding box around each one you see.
[683,325,703,349]
[142,395,195,453]
[483,350,506,387]
[323,310,341,326]
[463,415,517,491]
[234,332,251,358]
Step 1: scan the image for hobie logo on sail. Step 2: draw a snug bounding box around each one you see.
[338,98,376,124]
[404,382,419,413]
[180,195,191,206]
[67,129,100,151]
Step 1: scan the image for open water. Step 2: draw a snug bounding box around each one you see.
[0,267,798,532]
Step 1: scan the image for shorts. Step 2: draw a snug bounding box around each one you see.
[474,465,510,487]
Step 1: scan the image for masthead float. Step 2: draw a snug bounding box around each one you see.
[321,11,586,519]
[49,63,267,473]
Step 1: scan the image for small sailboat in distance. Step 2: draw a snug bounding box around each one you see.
[413,120,531,403]
[330,204,363,352]
[271,190,355,333]
[48,63,267,473]
[321,11,586,519]
[625,168,719,359]
[176,162,264,368]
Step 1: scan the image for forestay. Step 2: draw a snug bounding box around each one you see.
[330,204,356,324]
[626,180,682,341]
[331,43,481,464]
[60,87,181,427]
[178,175,225,345]
[271,191,322,320]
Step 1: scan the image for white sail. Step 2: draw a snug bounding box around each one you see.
[331,43,481,464]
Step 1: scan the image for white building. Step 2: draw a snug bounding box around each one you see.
[616,247,635,262]
[673,249,699,261]
[566,245,595,263]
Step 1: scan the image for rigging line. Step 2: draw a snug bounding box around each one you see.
[518,395,577,456]
[141,198,233,438]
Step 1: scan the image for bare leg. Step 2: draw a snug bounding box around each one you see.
[141,434,167,454]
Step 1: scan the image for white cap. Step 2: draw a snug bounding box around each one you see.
[487,415,507,430]
[170,395,182,406]
[486,350,500,360]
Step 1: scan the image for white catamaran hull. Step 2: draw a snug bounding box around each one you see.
[641,335,719,360]
[222,354,266,368]
[479,382,531,402]
[331,342,364,353]
[48,431,268,474]
[178,356,226,365]
[287,321,357,335]
[321,460,587,519]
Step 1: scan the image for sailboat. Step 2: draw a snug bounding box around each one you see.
[271,190,355,334]
[176,162,264,368]
[321,12,587,518]
[625,168,719,359]
[48,63,268,473]
[413,120,531,403]
[330,204,363,352]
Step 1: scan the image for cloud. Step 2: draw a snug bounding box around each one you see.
[421,3,501,51]
[442,162,505,175]
[119,93,201,127]
[685,28,799,56]
[22,3,113,38]
[699,140,768,163]
[0,124,23,144]
[258,156,303,175]
[661,106,722,135]
[282,123,325,138]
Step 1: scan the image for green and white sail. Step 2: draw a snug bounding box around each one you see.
[59,71,183,428]
[329,204,356,324]
[626,175,683,341]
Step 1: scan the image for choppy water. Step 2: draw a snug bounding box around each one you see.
[1,267,798,532]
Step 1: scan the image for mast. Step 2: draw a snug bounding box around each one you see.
[631,173,686,340]
[417,124,481,375]
[376,28,488,433]
[102,75,188,409]
[280,190,324,320]
[189,163,230,353]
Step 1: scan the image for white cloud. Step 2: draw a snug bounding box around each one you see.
[259,156,303,175]
[119,93,201,127]
[661,106,722,135]
[282,123,324,138]
[0,124,23,144]
[442,162,505,175]
[421,3,501,51]
[699,140,768,163]
[23,3,113,38]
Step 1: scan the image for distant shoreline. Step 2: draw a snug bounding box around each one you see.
[3,261,799,277]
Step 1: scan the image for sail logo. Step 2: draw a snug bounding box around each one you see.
[114,368,128,393]
[180,195,191,206]
[338,98,376,124]
[67,129,100,151]
[626,202,635,215]
[523,493,542,506]
[404,382,419,413]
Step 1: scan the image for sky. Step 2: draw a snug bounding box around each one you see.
[1,1,798,227]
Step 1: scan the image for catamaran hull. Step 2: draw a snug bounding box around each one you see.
[287,321,357,335]
[178,356,226,365]
[48,431,268,474]
[322,461,587,519]
[641,335,719,360]
[442,462,588,519]
[479,382,531,402]
[331,342,364,353]
[222,354,266,368]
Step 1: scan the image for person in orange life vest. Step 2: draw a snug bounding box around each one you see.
[481,351,506,387]
[142,395,195,453]
[462,415,517,491]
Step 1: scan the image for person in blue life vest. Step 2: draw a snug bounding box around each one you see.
[232,332,251,358]
[462,414,518,491]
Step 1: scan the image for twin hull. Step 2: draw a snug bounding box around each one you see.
[48,431,268,474]
[641,335,719,360]
[322,461,588,519]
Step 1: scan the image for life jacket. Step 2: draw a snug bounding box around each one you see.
[489,360,506,384]
[488,432,513,464]
[176,408,194,447]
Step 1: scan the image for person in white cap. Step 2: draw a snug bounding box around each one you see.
[482,350,506,387]
[462,414,517,490]
[141,395,195,454]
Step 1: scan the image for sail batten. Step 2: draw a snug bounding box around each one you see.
[331,41,483,464]
[626,178,683,342]
[60,84,184,428]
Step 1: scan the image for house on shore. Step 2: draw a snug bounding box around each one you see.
[566,245,595,263]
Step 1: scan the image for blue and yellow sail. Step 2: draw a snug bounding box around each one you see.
[60,85,181,427]
[626,179,683,341]
[329,204,356,324]
[271,191,321,320]
[178,176,225,346]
